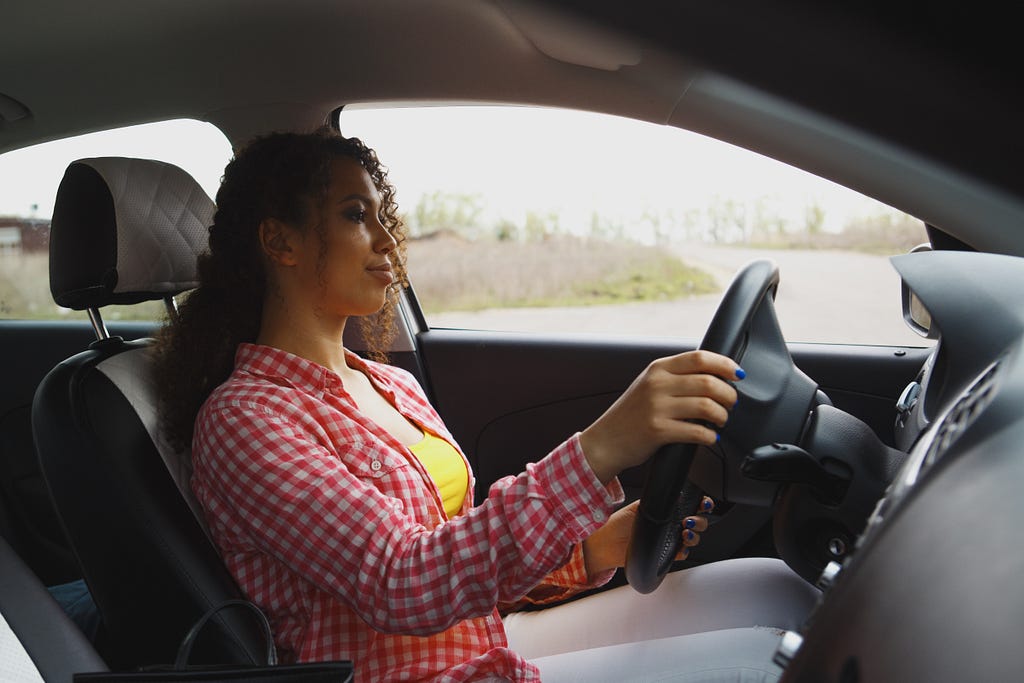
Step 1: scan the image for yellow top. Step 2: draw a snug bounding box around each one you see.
[409,432,468,518]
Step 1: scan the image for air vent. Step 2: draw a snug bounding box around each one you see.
[922,360,1000,470]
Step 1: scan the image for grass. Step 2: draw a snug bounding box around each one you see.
[0,252,53,319]
[406,235,718,313]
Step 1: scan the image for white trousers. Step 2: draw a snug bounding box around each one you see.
[502,557,819,682]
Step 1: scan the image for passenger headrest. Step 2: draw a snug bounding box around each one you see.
[49,157,214,310]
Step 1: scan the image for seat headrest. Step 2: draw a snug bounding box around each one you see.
[49,157,214,310]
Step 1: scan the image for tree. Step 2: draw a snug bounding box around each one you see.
[523,209,562,242]
[413,191,485,239]
[804,202,826,241]
[494,219,519,242]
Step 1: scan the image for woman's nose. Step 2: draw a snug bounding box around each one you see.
[374,216,398,253]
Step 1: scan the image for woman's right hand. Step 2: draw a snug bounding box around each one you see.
[579,350,743,484]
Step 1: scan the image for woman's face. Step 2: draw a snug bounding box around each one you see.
[289,156,398,319]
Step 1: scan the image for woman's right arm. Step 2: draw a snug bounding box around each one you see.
[193,403,620,637]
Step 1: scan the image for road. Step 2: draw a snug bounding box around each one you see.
[426,245,930,347]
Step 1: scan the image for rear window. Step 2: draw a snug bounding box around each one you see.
[0,119,231,321]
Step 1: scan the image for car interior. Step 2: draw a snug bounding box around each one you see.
[2,1,1023,681]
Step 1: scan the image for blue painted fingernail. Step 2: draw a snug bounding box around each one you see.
[685,518,696,529]
[735,367,747,379]
[703,499,713,510]
[715,432,721,442]
[686,530,695,541]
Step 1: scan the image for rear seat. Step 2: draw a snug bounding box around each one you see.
[0,535,106,681]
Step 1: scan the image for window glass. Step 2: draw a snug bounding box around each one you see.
[0,119,232,321]
[341,105,929,346]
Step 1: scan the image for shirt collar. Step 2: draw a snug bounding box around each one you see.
[234,343,396,397]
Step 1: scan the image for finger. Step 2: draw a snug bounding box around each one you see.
[699,496,715,514]
[665,394,732,428]
[675,546,691,562]
[683,515,709,532]
[681,527,702,547]
[657,350,746,383]
[654,373,739,415]
[651,417,720,446]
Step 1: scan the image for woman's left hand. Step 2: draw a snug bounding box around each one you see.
[582,496,714,579]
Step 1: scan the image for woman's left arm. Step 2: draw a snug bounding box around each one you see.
[499,497,713,611]
[581,497,713,578]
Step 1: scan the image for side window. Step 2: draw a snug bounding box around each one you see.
[0,119,232,321]
[340,105,929,347]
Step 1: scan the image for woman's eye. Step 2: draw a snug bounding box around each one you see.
[346,209,367,223]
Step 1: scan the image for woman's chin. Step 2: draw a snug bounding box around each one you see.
[349,297,389,319]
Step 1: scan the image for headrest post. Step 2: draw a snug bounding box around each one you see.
[87,308,110,341]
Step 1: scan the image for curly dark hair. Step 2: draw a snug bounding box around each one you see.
[153,127,408,451]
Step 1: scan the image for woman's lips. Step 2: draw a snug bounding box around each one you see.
[368,264,395,284]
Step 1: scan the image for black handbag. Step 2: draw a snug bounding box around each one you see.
[74,600,353,682]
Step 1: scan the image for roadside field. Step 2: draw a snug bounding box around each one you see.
[422,243,927,347]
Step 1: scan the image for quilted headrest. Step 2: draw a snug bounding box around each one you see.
[49,157,214,310]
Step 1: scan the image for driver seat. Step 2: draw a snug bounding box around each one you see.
[31,157,267,670]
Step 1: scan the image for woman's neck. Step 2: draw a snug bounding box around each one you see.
[257,296,350,376]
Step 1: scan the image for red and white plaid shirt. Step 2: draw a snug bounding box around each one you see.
[192,343,622,682]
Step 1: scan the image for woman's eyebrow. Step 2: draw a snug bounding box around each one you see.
[336,193,374,204]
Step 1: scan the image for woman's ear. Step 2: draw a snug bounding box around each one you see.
[258,218,300,266]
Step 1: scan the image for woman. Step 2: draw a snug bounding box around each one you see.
[155,128,816,682]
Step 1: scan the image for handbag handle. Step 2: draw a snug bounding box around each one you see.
[174,599,278,669]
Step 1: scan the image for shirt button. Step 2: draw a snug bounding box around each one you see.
[371,460,382,472]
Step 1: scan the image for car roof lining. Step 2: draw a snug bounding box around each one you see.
[0,0,688,153]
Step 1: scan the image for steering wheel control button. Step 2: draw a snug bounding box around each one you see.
[773,630,804,668]
[827,537,847,558]
[816,560,843,591]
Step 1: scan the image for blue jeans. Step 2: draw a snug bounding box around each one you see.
[47,578,101,643]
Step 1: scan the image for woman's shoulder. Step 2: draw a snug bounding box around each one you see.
[199,369,312,423]
[193,372,337,461]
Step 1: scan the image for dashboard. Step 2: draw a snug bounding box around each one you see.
[780,250,1024,681]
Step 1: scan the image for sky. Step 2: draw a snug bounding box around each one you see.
[0,120,232,218]
[0,105,900,235]
[341,105,894,232]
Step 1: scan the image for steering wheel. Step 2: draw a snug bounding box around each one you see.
[625,259,821,593]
